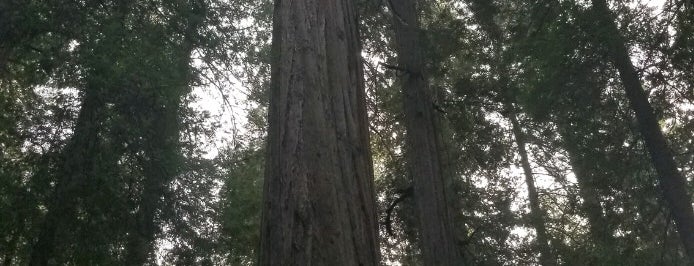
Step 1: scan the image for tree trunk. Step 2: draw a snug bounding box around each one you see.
[258,0,380,264]
[591,0,694,259]
[465,0,555,263]
[29,86,104,266]
[124,95,183,265]
[389,1,464,265]
[507,106,555,266]
[559,128,616,249]
[122,5,202,263]
[123,28,196,266]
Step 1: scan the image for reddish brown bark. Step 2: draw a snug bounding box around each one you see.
[259,0,380,264]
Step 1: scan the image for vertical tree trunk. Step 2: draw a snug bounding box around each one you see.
[389,1,464,265]
[559,129,616,250]
[29,87,104,266]
[591,0,694,259]
[123,5,204,262]
[465,1,555,263]
[507,106,556,266]
[258,0,380,264]
[124,95,183,265]
[123,26,197,266]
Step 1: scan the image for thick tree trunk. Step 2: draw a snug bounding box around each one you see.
[591,0,694,259]
[507,106,555,266]
[389,1,464,265]
[258,0,380,264]
[29,87,104,266]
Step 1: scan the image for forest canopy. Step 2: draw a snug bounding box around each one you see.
[1,0,693,265]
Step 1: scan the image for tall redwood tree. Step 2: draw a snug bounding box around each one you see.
[258,0,380,264]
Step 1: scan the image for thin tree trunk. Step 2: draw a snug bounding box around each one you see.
[591,0,694,259]
[29,86,104,266]
[389,1,464,265]
[258,0,380,264]
[465,0,556,263]
[507,106,556,266]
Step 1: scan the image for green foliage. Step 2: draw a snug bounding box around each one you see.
[1,0,693,265]
[216,145,264,265]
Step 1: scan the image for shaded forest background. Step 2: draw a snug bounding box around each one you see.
[1,0,693,265]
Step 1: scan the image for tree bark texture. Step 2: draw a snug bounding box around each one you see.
[389,1,464,265]
[591,0,694,259]
[259,0,380,264]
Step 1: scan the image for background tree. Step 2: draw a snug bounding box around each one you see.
[388,0,465,264]
[588,0,694,258]
[2,0,694,265]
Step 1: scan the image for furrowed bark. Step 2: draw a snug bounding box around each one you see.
[259,0,380,264]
